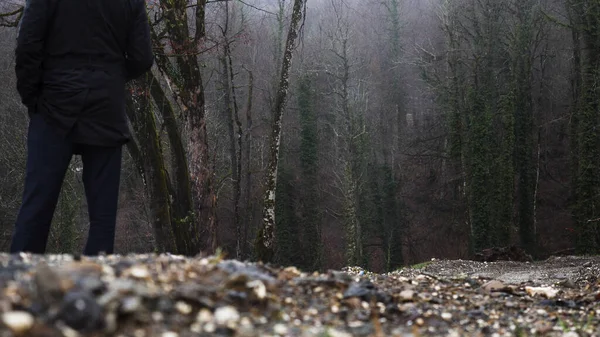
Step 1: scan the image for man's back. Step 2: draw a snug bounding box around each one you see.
[11,0,153,256]
[46,0,130,63]
[15,0,153,146]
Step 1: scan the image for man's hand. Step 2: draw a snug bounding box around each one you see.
[125,0,154,82]
[15,0,55,113]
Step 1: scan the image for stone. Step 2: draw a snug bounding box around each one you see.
[58,291,104,331]
[2,311,34,334]
[526,286,559,298]
[214,306,240,325]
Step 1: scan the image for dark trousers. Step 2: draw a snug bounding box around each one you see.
[10,113,122,255]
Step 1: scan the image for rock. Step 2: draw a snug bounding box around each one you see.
[214,306,240,325]
[557,279,577,289]
[398,289,414,301]
[173,283,215,308]
[534,320,553,334]
[539,299,578,308]
[76,276,105,294]
[344,282,374,299]
[2,311,34,334]
[247,279,267,300]
[481,280,506,292]
[217,260,275,284]
[120,296,142,313]
[58,291,104,331]
[474,246,533,262]
[273,323,289,335]
[526,286,559,298]
[325,328,354,337]
[343,280,389,302]
[196,309,213,323]
[278,266,302,281]
[104,311,117,334]
[175,301,192,315]
[34,262,67,306]
[127,266,150,279]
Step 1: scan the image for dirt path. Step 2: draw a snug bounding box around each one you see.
[405,255,600,286]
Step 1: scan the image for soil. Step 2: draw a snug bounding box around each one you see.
[0,253,598,337]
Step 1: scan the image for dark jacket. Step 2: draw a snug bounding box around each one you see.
[15,0,154,147]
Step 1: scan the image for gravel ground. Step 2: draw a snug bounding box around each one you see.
[0,253,598,337]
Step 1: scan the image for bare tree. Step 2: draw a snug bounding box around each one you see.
[255,0,307,262]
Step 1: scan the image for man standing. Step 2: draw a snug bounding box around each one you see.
[10,0,154,255]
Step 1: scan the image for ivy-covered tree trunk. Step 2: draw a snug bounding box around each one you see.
[298,75,322,271]
[511,0,537,255]
[146,72,194,228]
[571,0,600,254]
[242,68,254,259]
[466,87,494,252]
[152,0,217,255]
[342,164,362,266]
[217,2,244,259]
[255,0,306,262]
[438,0,520,254]
[381,165,403,271]
[219,52,239,258]
[274,163,302,266]
[125,76,176,253]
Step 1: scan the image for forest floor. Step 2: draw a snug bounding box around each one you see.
[0,253,598,337]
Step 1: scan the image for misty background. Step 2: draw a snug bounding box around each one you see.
[0,0,590,272]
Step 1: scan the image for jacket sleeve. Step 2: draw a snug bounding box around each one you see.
[125,0,154,81]
[15,0,51,112]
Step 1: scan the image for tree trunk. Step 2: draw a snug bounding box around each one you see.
[125,78,176,253]
[255,0,306,263]
[242,67,254,259]
[147,72,194,229]
[227,50,244,260]
[574,0,600,253]
[512,0,536,255]
[298,75,322,271]
[154,0,218,255]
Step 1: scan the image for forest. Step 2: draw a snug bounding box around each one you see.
[0,0,597,273]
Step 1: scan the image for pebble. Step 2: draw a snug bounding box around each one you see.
[0,253,598,337]
[175,301,192,315]
[190,322,202,333]
[481,280,505,292]
[104,311,117,333]
[197,309,213,323]
[399,289,414,301]
[129,266,150,279]
[152,311,164,322]
[214,306,240,325]
[274,323,289,335]
[326,328,353,337]
[204,322,216,333]
[2,311,34,334]
[248,279,267,300]
[120,296,142,313]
